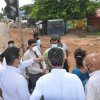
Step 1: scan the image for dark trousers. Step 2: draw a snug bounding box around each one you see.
[28,73,43,93]
[63,59,69,72]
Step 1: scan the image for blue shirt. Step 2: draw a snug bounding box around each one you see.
[72,67,89,87]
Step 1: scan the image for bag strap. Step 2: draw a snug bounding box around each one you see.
[33,51,43,69]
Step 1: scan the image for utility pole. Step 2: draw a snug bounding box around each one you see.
[4,0,25,54]
[17,0,25,53]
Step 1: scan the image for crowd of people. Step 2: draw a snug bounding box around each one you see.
[0,32,100,100]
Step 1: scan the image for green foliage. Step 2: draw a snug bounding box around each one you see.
[31,0,69,20]
[86,2,100,17]
[30,0,99,20]
[0,13,3,19]
[20,5,33,16]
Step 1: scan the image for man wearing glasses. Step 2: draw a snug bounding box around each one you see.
[84,52,100,100]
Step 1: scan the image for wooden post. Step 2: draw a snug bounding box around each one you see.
[17,0,25,54]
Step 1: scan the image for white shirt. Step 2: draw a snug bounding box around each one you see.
[0,65,30,100]
[2,58,34,77]
[19,58,34,70]
[3,57,34,70]
[30,69,85,100]
[32,46,41,57]
[37,39,41,52]
[23,47,46,74]
[85,70,100,100]
[0,63,5,81]
[0,97,3,100]
[61,43,68,51]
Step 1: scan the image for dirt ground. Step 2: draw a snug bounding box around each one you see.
[9,27,100,71]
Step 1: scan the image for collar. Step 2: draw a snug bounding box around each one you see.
[7,65,20,73]
[89,70,100,77]
[51,69,67,74]
[28,49,33,52]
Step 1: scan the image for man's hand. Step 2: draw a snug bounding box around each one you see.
[34,56,44,63]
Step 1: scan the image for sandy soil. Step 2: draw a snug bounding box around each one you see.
[9,27,100,71]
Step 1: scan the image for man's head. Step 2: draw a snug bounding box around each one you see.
[33,32,39,40]
[4,47,21,67]
[48,48,65,68]
[28,39,37,49]
[84,52,100,73]
[8,40,15,48]
[50,37,59,48]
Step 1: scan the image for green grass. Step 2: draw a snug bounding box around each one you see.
[76,31,100,38]
[86,32,100,36]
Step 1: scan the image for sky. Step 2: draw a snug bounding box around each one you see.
[0,0,34,13]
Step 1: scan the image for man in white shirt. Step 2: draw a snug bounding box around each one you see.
[0,47,30,100]
[0,47,43,99]
[23,39,46,93]
[0,63,5,81]
[84,52,100,100]
[33,32,42,52]
[30,47,85,100]
[0,63,4,100]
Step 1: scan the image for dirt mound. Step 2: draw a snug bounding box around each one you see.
[9,27,100,71]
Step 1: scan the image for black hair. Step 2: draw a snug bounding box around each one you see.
[48,48,64,67]
[4,47,20,65]
[0,51,5,59]
[0,56,3,62]
[8,40,14,45]
[28,39,36,46]
[33,32,39,38]
[56,36,61,40]
[50,36,60,43]
[74,48,86,68]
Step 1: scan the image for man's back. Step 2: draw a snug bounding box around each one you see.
[85,70,100,100]
[0,63,5,80]
[30,69,85,100]
[0,66,30,100]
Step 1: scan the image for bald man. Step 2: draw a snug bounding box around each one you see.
[84,52,100,100]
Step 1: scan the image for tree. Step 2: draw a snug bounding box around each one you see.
[20,4,33,16]
[30,0,100,20]
[86,1,100,17]
[0,13,3,20]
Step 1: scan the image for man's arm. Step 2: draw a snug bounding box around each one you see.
[18,58,34,70]
[19,55,43,70]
